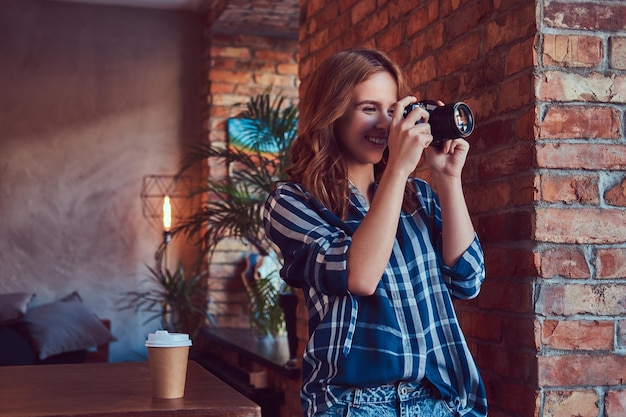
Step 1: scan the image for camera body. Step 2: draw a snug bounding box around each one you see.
[402,100,474,145]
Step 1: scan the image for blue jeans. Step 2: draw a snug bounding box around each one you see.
[316,381,456,417]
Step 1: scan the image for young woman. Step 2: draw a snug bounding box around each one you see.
[263,49,487,417]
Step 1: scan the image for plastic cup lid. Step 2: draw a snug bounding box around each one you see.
[145,330,192,347]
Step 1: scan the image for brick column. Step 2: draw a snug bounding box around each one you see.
[534,1,626,415]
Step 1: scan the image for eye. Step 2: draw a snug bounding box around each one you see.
[387,108,395,117]
[362,106,376,113]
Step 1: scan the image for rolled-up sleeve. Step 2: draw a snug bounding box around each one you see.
[263,183,352,295]
[439,235,485,300]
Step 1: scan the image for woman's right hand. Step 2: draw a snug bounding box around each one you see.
[386,96,434,177]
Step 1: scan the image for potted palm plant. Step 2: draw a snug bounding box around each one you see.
[117,257,213,339]
[172,91,299,346]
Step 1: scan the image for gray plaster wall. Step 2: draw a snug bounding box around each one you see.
[0,0,204,361]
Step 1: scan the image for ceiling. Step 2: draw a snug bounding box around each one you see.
[43,0,300,38]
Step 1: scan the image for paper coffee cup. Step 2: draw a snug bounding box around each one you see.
[145,330,192,399]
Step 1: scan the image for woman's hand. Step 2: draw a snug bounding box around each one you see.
[425,138,470,180]
[386,96,433,177]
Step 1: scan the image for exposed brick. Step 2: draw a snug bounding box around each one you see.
[542,34,604,68]
[606,390,626,417]
[477,281,533,313]
[475,210,534,242]
[493,0,530,12]
[211,82,235,94]
[356,7,388,40]
[487,379,538,417]
[539,173,600,205]
[210,69,252,84]
[505,36,536,76]
[619,320,626,348]
[476,345,536,384]
[541,319,614,350]
[483,247,508,278]
[536,144,626,170]
[538,354,626,386]
[459,310,502,342]
[212,93,252,107]
[328,13,350,43]
[543,390,599,417]
[469,89,498,121]
[511,174,538,207]
[596,248,626,279]
[305,0,326,16]
[210,46,251,59]
[461,53,504,97]
[536,208,626,244]
[211,57,237,71]
[406,56,437,92]
[404,24,445,61]
[445,0,491,43]
[611,37,626,70]
[276,62,298,76]
[312,28,332,55]
[349,0,376,25]
[484,2,535,51]
[406,1,438,38]
[477,144,534,180]
[472,118,520,154]
[496,74,533,112]
[544,1,626,31]
[436,32,481,77]
[509,247,540,278]
[502,316,538,350]
[253,73,297,87]
[536,283,626,316]
[537,72,626,103]
[538,246,591,279]
[466,180,511,213]
[377,25,404,53]
[605,179,626,207]
[254,49,294,62]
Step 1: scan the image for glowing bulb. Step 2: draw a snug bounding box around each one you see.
[162,196,172,231]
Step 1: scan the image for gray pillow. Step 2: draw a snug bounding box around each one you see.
[0,293,35,325]
[15,293,116,360]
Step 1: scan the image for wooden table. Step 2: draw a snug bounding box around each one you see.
[0,360,261,417]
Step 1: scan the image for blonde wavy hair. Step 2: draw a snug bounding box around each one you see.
[287,49,418,219]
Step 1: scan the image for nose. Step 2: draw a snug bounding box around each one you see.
[376,111,391,129]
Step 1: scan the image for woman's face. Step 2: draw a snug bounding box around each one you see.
[334,71,398,171]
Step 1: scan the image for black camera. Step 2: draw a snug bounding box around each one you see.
[402,100,474,145]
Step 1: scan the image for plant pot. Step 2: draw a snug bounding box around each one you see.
[278,292,298,360]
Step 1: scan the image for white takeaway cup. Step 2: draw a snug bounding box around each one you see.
[145,330,192,399]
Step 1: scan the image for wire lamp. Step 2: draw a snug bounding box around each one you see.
[140,175,192,269]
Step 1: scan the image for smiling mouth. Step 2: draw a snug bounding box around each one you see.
[366,136,387,146]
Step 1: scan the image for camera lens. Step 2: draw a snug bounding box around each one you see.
[453,103,473,136]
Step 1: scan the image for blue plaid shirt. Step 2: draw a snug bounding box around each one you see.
[263,178,487,417]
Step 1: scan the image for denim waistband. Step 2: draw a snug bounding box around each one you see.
[341,380,434,405]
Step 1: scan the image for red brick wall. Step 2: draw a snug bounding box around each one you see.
[534,1,626,416]
[298,0,625,417]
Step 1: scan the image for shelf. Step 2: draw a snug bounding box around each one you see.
[198,327,300,379]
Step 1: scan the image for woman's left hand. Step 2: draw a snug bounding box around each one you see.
[424,138,470,179]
